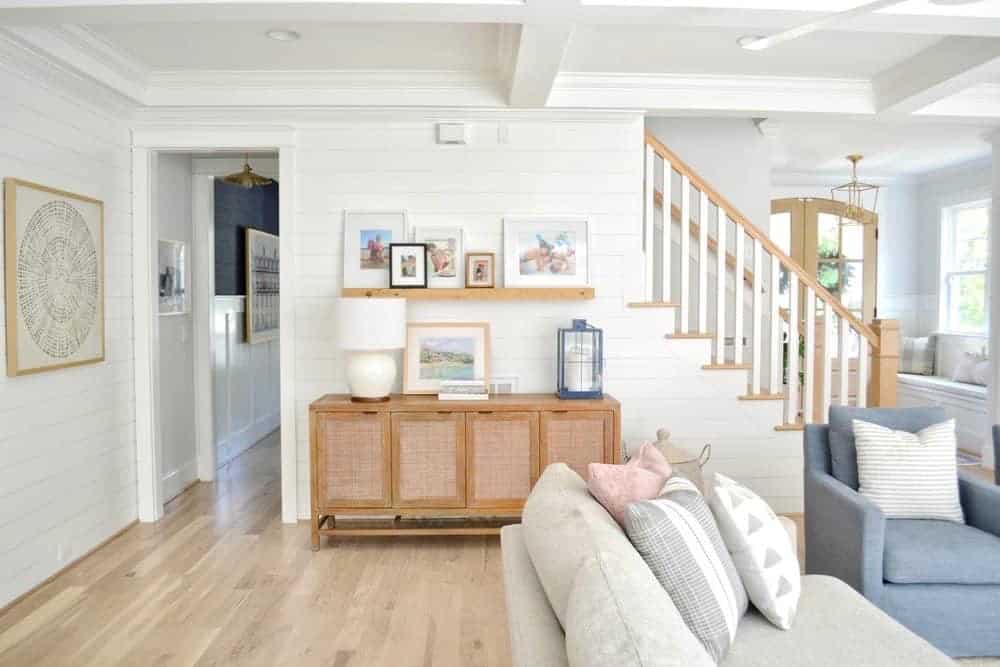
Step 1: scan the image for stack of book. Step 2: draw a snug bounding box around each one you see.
[438,380,489,401]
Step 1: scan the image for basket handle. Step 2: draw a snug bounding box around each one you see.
[697,444,712,467]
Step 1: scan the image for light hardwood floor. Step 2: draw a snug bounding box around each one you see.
[0,432,511,667]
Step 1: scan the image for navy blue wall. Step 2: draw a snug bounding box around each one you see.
[214,178,279,296]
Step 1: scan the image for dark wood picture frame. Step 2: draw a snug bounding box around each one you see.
[389,243,429,289]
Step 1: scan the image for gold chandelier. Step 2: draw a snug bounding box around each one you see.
[831,154,878,224]
[222,154,273,189]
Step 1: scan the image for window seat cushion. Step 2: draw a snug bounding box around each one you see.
[897,373,987,401]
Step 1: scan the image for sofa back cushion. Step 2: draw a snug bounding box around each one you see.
[828,406,947,490]
[566,551,713,667]
[521,463,656,627]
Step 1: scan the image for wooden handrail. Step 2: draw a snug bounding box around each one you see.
[645,131,880,349]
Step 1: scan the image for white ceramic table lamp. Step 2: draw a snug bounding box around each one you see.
[335,297,406,401]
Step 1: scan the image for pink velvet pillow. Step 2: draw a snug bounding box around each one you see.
[587,442,673,526]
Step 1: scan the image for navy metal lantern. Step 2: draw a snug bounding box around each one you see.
[557,319,604,399]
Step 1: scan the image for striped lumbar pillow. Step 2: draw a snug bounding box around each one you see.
[625,477,748,662]
[852,418,964,523]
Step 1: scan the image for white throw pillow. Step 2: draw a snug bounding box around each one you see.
[852,419,964,523]
[953,352,988,386]
[707,473,801,631]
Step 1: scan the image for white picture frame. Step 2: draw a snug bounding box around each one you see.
[158,239,189,316]
[503,216,591,288]
[412,226,463,288]
[343,210,409,288]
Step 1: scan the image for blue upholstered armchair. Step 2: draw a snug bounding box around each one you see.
[805,407,1000,658]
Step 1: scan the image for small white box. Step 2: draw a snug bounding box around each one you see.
[437,122,467,145]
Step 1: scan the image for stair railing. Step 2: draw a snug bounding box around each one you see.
[643,132,899,426]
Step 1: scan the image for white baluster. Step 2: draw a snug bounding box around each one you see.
[857,335,869,408]
[698,191,709,333]
[715,211,727,364]
[787,273,800,425]
[769,255,781,395]
[821,312,833,422]
[751,238,763,395]
[680,175,691,332]
[661,163,671,304]
[734,228,745,365]
[838,314,849,406]
[803,287,815,424]
[644,145,654,302]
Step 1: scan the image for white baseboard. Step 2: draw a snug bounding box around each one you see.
[162,458,198,502]
[217,411,280,467]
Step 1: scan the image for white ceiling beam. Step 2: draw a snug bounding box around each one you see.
[508,23,574,108]
[873,36,1000,114]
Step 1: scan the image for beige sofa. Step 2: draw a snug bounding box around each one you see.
[500,463,954,667]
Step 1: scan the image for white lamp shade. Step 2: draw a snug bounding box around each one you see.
[335,298,406,351]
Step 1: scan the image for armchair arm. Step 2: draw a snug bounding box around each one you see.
[805,471,886,604]
[960,472,1000,539]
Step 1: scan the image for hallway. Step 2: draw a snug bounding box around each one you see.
[0,432,511,666]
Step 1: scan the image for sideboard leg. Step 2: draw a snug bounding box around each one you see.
[311,514,321,551]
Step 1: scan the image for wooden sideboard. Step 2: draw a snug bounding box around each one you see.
[309,393,621,548]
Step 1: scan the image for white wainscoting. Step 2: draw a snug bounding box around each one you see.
[213,296,281,467]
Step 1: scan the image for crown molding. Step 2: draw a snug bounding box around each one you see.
[548,72,874,114]
[144,69,509,107]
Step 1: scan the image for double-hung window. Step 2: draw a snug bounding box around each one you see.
[940,201,990,334]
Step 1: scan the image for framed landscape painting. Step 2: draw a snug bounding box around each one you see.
[343,210,408,288]
[503,217,590,288]
[403,322,490,394]
[4,178,105,376]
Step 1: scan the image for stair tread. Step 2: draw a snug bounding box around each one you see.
[702,363,752,370]
[627,301,680,309]
[775,423,805,431]
[665,333,715,340]
[738,393,785,401]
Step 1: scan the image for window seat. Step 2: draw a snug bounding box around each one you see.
[897,373,987,454]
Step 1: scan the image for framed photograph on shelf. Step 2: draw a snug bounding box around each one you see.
[4,178,105,376]
[465,252,495,288]
[158,239,189,316]
[503,217,590,288]
[246,228,279,343]
[389,243,428,288]
[412,226,463,287]
[404,322,490,394]
[343,210,408,288]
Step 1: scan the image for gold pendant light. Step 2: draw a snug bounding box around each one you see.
[830,154,878,224]
[223,154,273,189]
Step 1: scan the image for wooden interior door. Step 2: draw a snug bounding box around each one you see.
[466,411,539,510]
[391,412,466,508]
[539,411,613,480]
[316,411,391,509]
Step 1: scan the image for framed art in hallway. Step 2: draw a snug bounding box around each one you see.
[404,322,490,394]
[465,252,495,288]
[158,239,188,316]
[503,216,590,288]
[343,210,408,288]
[389,243,429,288]
[412,225,463,287]
[4,178,105,376]
[246,228,280,343]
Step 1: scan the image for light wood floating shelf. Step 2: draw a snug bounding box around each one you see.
[341,287,595,300]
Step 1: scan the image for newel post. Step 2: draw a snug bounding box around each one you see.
[869,319,900,407]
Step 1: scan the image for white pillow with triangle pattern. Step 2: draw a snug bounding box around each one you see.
[707,473,801,630]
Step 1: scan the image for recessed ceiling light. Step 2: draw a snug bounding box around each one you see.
[266,29,300,42]
[737,35,768,50]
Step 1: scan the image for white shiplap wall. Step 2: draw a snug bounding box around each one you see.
[290,114,804,517]
[0,64,136,605]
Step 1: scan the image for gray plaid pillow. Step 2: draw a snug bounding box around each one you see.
[624,477,748,662]
[899,335,936,375]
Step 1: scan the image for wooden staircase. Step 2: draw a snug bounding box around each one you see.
[638,132,900,430]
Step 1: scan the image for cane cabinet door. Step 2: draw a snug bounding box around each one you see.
[315,411,391,509]
[539,411,614,480]
[466,411,539,509]
[391,412,467,508]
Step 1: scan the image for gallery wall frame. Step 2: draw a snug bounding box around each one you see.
[412,225,463,288]
[4,177,106,377]
[246,228,280,344]
[343,210,409,289]
[502,216,591,288]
